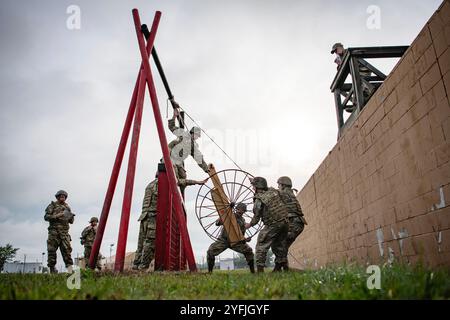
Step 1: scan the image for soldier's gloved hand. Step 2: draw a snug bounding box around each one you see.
[55,212,65,218]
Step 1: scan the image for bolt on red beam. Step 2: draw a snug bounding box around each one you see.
[132,9,197,271]
[89,9,161,270]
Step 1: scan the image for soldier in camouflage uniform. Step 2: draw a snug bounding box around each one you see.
[132,167,206,270]
[277,176,307,270]
[80,217,102,270]
[206,203,255,273]
[167,106,210,194]
[132,175,159,270]
[44,190,74,273]
[331,42,374,112]
[245,177,289,273]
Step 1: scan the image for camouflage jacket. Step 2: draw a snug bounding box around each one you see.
[168,118,209,173]
[44,201,74,232]
[81,226,96,247]
[139,179,158,221]
[279,187,304,218]
[250,188,288,227]
[216,213,246,242]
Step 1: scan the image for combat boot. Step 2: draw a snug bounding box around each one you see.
[66,265,73,273]
[49,266,58,274]
[248,260,255,274]
[272,263,282,272]
[282,262,289,272]
[257,266,264,273]
[207,260,214,273]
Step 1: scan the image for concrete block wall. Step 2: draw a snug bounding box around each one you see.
[290,0,450,269]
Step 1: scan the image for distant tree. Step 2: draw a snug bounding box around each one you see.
[0,244,19,272]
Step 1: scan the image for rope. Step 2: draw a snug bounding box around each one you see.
[168,98,243,171]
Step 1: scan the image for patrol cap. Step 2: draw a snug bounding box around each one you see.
[331,42,344,54]
[89,217,98,223]
[55,190,68,199]
[277,176,292,187]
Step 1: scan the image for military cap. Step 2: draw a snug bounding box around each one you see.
[331,42,344,54]
[277,176,293,187]
[55,190,68,198]
[250,177,268,190]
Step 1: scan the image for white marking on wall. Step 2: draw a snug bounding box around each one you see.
[431,186,446,211]
[387,247,395,264]
[391,227,397,240]
[398,228,408,256]
[437,231,442,253]
[376,228,384,257]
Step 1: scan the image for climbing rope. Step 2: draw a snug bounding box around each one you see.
[166,98,243,171]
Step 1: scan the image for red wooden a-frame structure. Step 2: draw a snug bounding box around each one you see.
[88,10,196,272]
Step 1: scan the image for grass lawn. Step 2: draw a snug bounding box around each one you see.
[1,264,449,300]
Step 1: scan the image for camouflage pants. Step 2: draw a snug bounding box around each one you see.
[286,216,305,250]
[47,229,73,268]
[174,163,187,195]
[83,246,102,270]
[133,215,156,269]
[255,221,288,268]
[207,239,254,265]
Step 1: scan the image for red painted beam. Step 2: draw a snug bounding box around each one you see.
[132,9,197,271]
[154,168,169,271]
[89,67,139,270]
[90,10,161,270]
[114,70,146,271]
[115,10,161,272]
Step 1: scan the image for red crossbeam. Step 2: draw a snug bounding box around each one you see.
[90,9,197,272]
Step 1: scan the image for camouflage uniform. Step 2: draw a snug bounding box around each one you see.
[167,118,209,194]
[80,224,102,270]
[44,201,74,269]
[279,187,305,250]
[133,179,158,270]
[249,187,289,270]
[207,213,254,271]
[331,43,374,102]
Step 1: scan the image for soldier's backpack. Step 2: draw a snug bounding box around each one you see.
[255,187,289,225]
[280,189,303,216]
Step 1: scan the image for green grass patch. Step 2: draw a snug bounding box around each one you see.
[1,264,449,300]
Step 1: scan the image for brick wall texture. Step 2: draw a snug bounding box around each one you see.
[290,0,450,269]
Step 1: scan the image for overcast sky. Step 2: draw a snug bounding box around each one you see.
[0,0,442,270]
